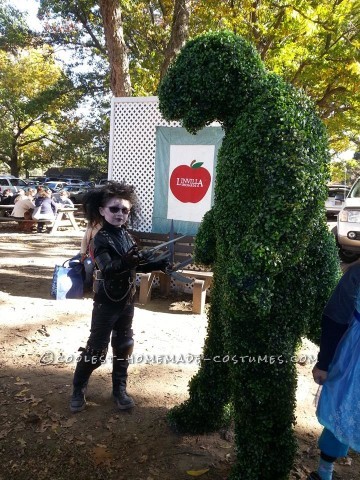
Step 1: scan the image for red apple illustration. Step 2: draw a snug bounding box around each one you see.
[169,160,211,203]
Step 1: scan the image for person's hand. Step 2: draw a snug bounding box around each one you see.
[154,258,171,273]
[122,248,140,269]
[312,365,328,385]
[80,253,87,263]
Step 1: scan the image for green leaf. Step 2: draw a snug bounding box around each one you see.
[191,161,204,169]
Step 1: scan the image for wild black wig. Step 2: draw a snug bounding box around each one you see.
[82,181,141,227]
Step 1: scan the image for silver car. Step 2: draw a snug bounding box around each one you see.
[334,178,360,262]
[62,185,91,204]
[325,184,350,217]
[0,176,31,195]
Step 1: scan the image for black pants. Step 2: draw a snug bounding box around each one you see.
[72,302,134,391]
[88,301,134,351]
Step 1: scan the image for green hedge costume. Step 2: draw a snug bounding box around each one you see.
[158,31,340,480]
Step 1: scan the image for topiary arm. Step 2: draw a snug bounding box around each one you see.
[194,208,216,266]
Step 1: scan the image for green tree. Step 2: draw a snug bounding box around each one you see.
[38,0,191,96]
[0,0,36,52]
[37,0,359,152]
[190,0,360,152]
[330,156,360,184]
[0,46,79,176]
[10,0,358,162]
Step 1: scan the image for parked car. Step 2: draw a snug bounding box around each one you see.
[84,181,95,188]
[95,178,109,188]
[0,175,31,194]
[43,181,68,192]
[25,178,41,186]
[325,184,350,217]
[62,185,92,204]
[333,178,360,262]
[28,176,47,184]
[58,178,87,186]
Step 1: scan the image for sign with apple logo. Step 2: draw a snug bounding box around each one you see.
[167,145,215,222]
[170,159,211,203]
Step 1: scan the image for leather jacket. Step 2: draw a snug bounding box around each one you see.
[92,221,167,304]
[93,222,138,304]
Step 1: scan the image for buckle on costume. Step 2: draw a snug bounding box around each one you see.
[94,270,103,281]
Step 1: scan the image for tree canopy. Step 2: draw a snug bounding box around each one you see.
[0,46,78,175]
[1,0,359,175]
[0,1,110,177]
[34,0,359,154]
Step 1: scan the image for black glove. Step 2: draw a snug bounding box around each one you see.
[140,258,171,273]
[152,258,171,272]
[122,249,140,269]
[108,247,139,271]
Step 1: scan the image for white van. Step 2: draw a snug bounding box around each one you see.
[334,177,360,262]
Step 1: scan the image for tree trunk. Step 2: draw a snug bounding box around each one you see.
[160,0,191,80]
[99,0,132,97]
[10,158,19,177]
[10,140,19,177]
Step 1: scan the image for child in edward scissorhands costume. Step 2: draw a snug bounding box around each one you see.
[309,262,360,480]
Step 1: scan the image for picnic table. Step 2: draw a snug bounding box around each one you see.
[0,205,80,235]
[49,207,80,235]
[0,204,14,215]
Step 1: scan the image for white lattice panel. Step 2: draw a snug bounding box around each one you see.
[109,97,179,232]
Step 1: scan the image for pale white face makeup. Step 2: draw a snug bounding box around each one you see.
[99,197,131,227]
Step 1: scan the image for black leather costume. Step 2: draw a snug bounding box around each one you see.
[93,222,138,303]
[71,221,167,411]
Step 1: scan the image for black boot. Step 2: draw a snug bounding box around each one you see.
[111,329,135,410]
[70,347,103,413]
[70,383,87,413]
[112,354,135,410]
[113,378,135,410]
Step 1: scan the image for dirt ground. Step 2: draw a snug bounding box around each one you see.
[0,224,359,480]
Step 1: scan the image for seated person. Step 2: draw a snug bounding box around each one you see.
[34,185,45,198]
[0,189,14,205]
[53,190,74,208]
[33,188,58,233]
[11,190,36,233]
[14,189,26,203]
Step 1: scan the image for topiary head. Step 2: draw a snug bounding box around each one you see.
[158,30,266,133]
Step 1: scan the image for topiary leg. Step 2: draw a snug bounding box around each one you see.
[229,350,297,480]
[168,280,231,433]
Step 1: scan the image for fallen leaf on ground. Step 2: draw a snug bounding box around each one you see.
[61,417,77,428]
[17,438,26,447]
[14,388,30,397]
[186,468,210,476]
[92,445,114,466]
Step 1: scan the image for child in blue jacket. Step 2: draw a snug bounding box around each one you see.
[308,263,360,480]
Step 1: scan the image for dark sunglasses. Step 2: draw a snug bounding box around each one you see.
[107,206,130,214]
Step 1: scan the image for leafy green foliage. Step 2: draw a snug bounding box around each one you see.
[0,46,84,175]
[0,1,35,52]
[0,1,110,177]
[35,1,360,153]
[159,31,340,479]
[330,156,360,185]
[190,0,360,153]
[159,31,266,132]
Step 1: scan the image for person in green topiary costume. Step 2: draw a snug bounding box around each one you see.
[158,31,340,480]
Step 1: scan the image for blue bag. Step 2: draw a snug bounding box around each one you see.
[51,255,84,300]
[83,256,95,291]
